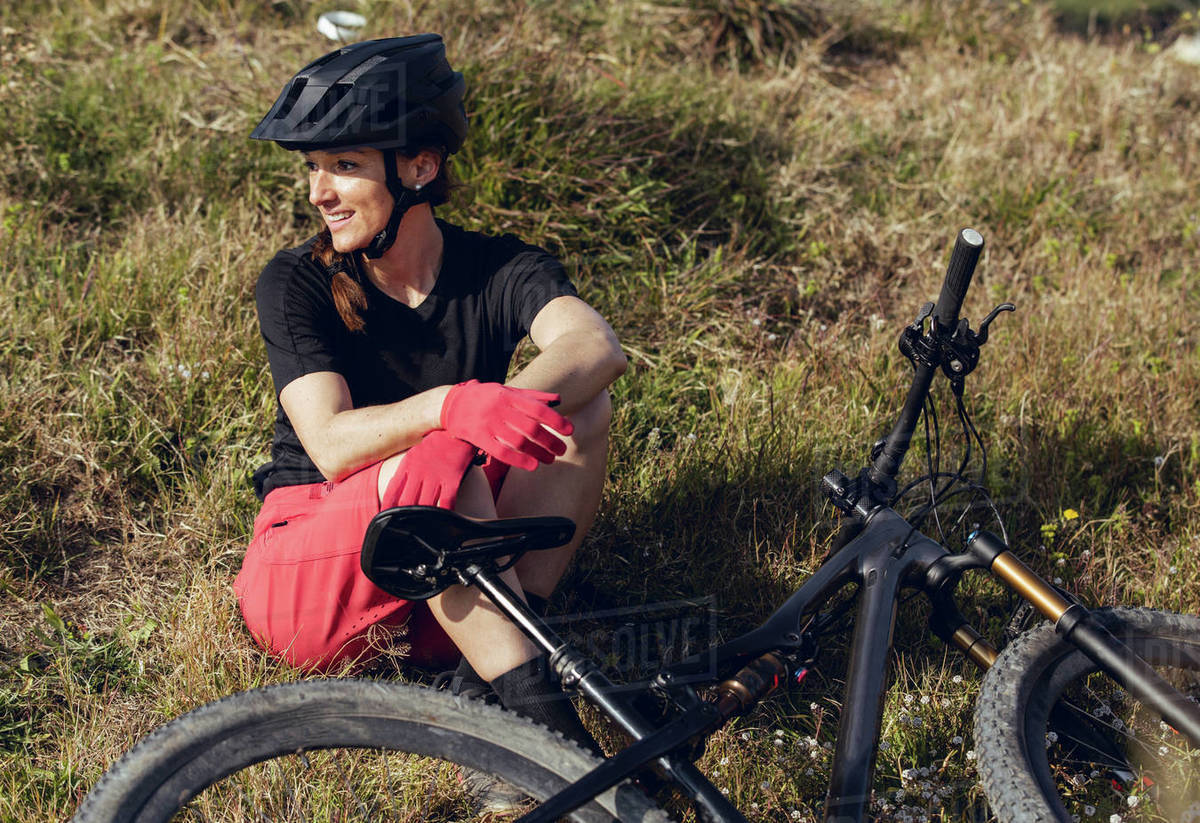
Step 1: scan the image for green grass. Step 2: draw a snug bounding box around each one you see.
[2,0,1200,820]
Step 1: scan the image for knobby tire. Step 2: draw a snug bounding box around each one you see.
[975,607,1200,822]
[72,679,670,823]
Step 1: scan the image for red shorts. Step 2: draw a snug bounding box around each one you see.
[233,458,511,673]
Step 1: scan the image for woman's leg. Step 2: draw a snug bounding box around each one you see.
[496,389,612,599]
[378,456,538,682]
[378,448,603,751]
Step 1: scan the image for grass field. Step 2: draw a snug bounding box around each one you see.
[1,0,1199,820]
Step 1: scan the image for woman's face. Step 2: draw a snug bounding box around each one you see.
[304,148,392,253]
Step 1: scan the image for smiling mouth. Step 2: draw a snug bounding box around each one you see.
[325,211,353,226]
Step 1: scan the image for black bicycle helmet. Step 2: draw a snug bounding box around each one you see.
[250,34,467,153]
[251,34,467,257]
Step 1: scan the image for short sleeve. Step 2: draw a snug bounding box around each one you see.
[492,249,579,346]
[255,249,346,397]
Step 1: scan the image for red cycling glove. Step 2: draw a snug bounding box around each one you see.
[440,380,574,472]
[381,430,479,510]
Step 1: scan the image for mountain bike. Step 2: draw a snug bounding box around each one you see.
[73,229,1200,823]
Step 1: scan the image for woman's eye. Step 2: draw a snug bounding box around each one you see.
[336,160,357,171]
[303,161,317,172]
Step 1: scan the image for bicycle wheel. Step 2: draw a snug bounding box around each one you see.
[72,679,670,823]
[974,607,1200,822]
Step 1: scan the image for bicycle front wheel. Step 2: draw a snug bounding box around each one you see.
[974,607,1200,822]
[72,679,670,823]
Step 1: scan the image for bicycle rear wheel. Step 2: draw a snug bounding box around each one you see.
[72,679,670,823]
[974,607,1200,822]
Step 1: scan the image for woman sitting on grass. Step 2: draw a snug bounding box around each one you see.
[234,34,625,752]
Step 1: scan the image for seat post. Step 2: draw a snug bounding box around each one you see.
[463,563,566,658]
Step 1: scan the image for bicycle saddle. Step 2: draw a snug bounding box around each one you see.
[360,506,576,600]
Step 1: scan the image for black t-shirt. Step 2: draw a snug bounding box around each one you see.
[252,219,578,499]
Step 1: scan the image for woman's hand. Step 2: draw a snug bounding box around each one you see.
[381,430,479,509]
[440,380,573,471]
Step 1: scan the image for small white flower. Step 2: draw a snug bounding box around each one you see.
[1169,565,1178,575]
[719,757,729,766]
[1056,557,1066,567]
[791,810,803,820]
[1054,576,1063,585]
[767,333,778,341]
[966,750,976,760]
[1154,455,1166,467]
[952,675,963,684]
[1084,805,1096,817]
[1046,731,1059,744]
[805,767,814,775]
[950,736,963,745]
[760,781,771,790]
[774,738,784,747]
[740,731,751,741]
[1110,814,1123,823]
[775,729,784,737]
[880,740,891,751]
[1127,795,1140,808]
[920,695,931,705]
[1081,549,1091,559]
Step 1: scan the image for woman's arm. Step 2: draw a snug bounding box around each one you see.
[279,373,450,482]
[280,295,622,481]
[507,295,627,414]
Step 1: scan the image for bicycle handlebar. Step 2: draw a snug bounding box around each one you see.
[861,228,985,504]
[932,228,984,332]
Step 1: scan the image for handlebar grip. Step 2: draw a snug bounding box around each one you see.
[932,228,984,331]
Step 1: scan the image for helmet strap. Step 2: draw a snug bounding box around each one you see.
[363,148,430,260]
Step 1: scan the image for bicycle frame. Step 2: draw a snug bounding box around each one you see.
[467,503,970,823]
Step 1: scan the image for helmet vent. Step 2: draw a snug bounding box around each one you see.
[274,77,308,119]
[305,83,352,126]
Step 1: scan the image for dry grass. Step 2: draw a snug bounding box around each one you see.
[1,0,1199,820]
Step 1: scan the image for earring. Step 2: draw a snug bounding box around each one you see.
[414,182,423,191]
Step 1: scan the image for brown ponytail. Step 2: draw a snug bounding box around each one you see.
[313,229,368,333]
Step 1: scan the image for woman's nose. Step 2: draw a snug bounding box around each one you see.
[309,170,335,206]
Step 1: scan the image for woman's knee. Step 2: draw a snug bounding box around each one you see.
[566,389,612,451]
[376,452,407,505]
[455,465,497,519]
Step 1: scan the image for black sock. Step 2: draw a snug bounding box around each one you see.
[452,593,547,694]
[490,654,603,756]
[450,655,490,697]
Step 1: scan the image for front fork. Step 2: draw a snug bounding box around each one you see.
[927,530,1200,750]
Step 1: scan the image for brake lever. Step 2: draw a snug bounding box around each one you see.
[975,302,1016,345]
